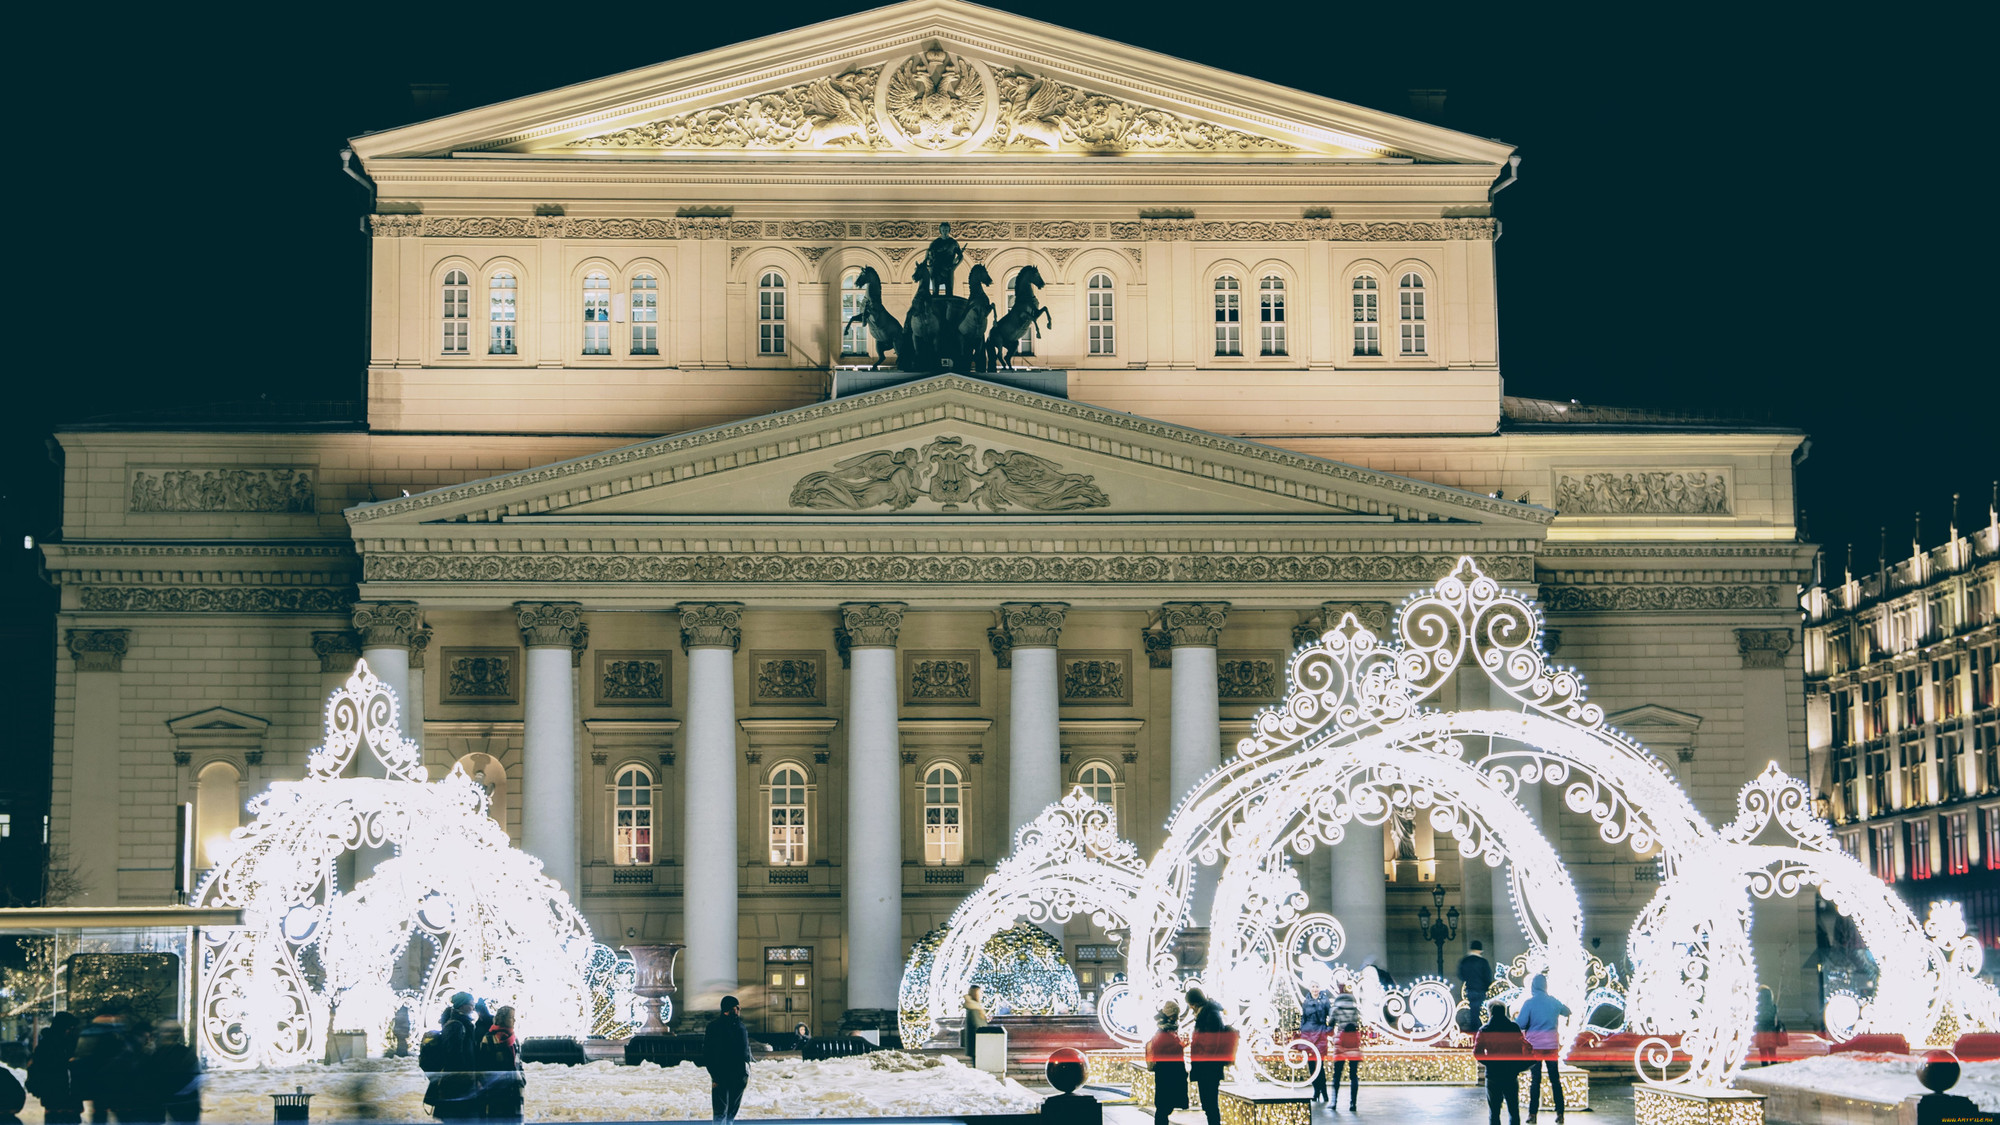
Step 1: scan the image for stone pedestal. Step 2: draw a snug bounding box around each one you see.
[1632,1084,1765,1125]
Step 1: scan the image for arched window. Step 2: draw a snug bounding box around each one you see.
[489,272,517,355]
[924,765,964,865]
[1078,763,1116,805]
[1004,269,1035,356]
[840,269,868,356]
[583,272,611,355]
[441,270,470,354]
[630,273,658,355]
[1259,275,1287,356]
[1398,272,1427,356]
[758,271,787,356]
[1087,272,1115,355]
[614,766,653,866]
[194,761,241,870]
[769,766,808,866]
[1213,275,1241,356]
[1351,275,1380,356]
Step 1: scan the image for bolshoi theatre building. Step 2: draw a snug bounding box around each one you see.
[44,0,1823,1036]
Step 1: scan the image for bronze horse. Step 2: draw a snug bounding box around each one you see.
[843,266,902,370]
[986,265,1050,371]
[957,264,995,371]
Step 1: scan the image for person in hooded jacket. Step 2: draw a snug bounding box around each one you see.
[476,1006,524,1123]
[25,1013,83,1124]
[1143,1002,1187,1125]
[1473,1001,1531,1125]
[1514,975,1571,1124]
[1297,987,1331,1103]
[424,993,490,1120]
[1328,986,1362,1111]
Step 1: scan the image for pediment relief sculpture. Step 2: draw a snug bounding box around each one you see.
[984,69,1292,153]
[787,435,1108,513]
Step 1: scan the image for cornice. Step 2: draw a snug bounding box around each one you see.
[368,215,1495,242]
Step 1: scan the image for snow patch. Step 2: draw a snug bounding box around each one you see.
[1736,1053,2000,1112]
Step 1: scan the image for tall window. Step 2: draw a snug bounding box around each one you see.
[1862,678,1889,739]
[1352,275,1380,355]
[1936,656,1964,722]
[923,765,964,865]
[1087,272,1115,355]
[840,269,868,356]
[1005,270,1035,356]
[1945,812,1970,875]
[1867,743,1892,812]
[1907,818,1933,880]
[1078,763,1115,805]
[442,270,470,354]
[758,272,786,356]
[1987,808,2000,871]
[1942,732,1967,800]
[1398,272,1427,355]
[1872,824,1897,882]
[630,274,658,355]
[770,766,807,866]
[194,761,242,871]
[1832,745,1859,818]
[583,272,611,356]
[1900,739,1929,807]
[614,766,653,866]
[489,272,517,355]
[1898,667,1926,728]
[1259,275,1287,356]
[1214,276,1241,355]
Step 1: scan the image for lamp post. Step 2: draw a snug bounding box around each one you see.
[1416,884,1460,978]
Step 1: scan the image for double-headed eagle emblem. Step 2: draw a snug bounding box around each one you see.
[885,43,986,148]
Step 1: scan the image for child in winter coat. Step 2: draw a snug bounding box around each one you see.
[1144,1002,1188,1125]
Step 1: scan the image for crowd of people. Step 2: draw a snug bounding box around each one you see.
[15,1008,203,1124]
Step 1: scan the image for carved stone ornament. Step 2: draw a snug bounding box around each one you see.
[516,601,586,648]
[409,626,432,670]
[311,630,361,673]
[370,213,1496,242]
[788,435,1108,513]
[597,651,669,706]
[1554,471,1731,516]
[840,602,907,649]
[999,602,1069,648]
[753,651,824,704]
[443,648,517,703]
[128,467,314,514]
[985,68,1292,154]
[1159,602,1230,648]
[879,44,994,150]
[1142,630,1174,669]
[351,601,423,650]
[1736,628,1795,669]
[1542,584,1782,612]
[67,628,130,672]
[678,602,744,651]
[1319,601,1394,637]
[905,650,977,704]
[833,627,853,669]
[173,751,192,766]
[1061,652,1130,705]
[570,622,590,668]
[572,68,887,150]
[1217,653,1281,700]
[987,626,1013,670]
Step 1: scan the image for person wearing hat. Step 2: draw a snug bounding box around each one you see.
[423,992,489,1120]
[702,996,753,1123]
[1143,1001,1188,1125]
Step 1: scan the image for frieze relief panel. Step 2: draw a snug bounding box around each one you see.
[752,651,825,705]
[1217,652,1283,701]
[77,586,352,614]
[368,214,1497,242]
[983,69,1290,153]
[789,435,1108,513]
[1060,650,1131,706]
[129,468,314,514]
[1553,470,1731,516]
[904,650,978,706]
[595,650,670,707]
[443,648,519,703]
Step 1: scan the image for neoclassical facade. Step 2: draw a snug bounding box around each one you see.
[44,0,1820,1035]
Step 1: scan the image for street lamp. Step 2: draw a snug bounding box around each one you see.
[1416,884,1460,977]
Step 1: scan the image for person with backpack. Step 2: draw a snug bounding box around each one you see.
[1328,986,1363,1112]
[476,1006,524,1123]
[1184,987,1236,1125]
[421,994,489,1120]
[25,1013,83,1124]
[1143,1001,1187,1125]
[1473,1000,1531,1125]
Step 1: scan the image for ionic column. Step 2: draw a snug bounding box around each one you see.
[1161,603,1230,807]
[1001,603,1068,837]
[351,602,423,777]
[841,602,906,1020]
[65,629,129,905]
[519,603,585,894]
[679,602,744,1010]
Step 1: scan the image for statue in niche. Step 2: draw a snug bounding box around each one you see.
[986,265,1050,371]
[842,266,902,370]
[923,223,963,296]
[787,448,922,510]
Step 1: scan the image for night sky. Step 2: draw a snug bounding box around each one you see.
[3,0,1992,579]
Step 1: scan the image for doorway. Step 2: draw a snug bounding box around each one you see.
[764,946,813,1035]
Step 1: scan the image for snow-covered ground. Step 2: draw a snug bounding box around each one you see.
[1736,1052,2000,1112]
[6,1052,1043,1122]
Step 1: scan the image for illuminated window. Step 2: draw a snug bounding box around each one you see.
[1871,824,1897,882]
[1352,275,1380,356]
[614,766,653,866]
[924,765,964,865]
[758,272,786,356]
[1900,739,1929,807]
[1087,272,1115,355]
[1986,808,2000,871]
[195,760,242,870]
[1861,679,1889,740]
[1398,272,1427,355]
[1005,270,1035,356]
[1898,667,1926,729]
[840,269,869,356]
[1907,818,1933,880]
[1831,745,1859,819]
[489,272,517,355]
[1259,275,1287,356]
[630,274,658,355]
[1945,812,1970,875]
[1936,656,1964,722]
[583,272,611,355]
[0,813,9,838]
[1214,275,1241,355]
[1942,732,1967,801]
[769,766,807,866]
[1867,743,1892,812]
[441,270,470,354]
[1078,763,1115,804]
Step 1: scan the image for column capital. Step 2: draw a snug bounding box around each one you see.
[351,601,424,649]
[678,602,744,651]
[570,621,591,668]
[1159,602,1230,648]
[987,626,1013,669]
[517,601,587,648]
[1735,627,1793,669]
[839,602,907,649]
[409,625,434,670]
[66,628,130,673]
[1142,629,1174,668]
[310,630,362,674]
[1317,600,1394,638]
[998,602,1069,649]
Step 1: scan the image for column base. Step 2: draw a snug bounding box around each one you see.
[1633,1084,1765,1125]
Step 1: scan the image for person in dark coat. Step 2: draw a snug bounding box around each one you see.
[1,1065,27,1125]
[1144,1002,1187,1125]
[1184,987,1235,1125]
[69,1008,139,1124]
[140,1020,202,1123]
[961,985,988,1059]
[702,996,753,1123]
[424,993,489,1120]
[1296,987,1331,1103]
[25,1013,83,1124]
[1328,987,1362,1112]
[476,1006,524,1123]
[1473,1002,1531,1125]
[1458,942,1494,1012]
[1752,986,1786,1066]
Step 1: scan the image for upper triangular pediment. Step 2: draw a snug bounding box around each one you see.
[348,0,1512,165]
[345,376,1551,533]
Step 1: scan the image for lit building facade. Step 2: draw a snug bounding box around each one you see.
[43,0,1821,1035]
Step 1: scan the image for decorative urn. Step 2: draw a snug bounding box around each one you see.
[622,942,684,1036]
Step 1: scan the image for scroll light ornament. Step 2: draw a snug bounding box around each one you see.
[192,660,593,1069]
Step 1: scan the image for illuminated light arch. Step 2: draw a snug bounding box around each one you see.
[193,660,593,1069]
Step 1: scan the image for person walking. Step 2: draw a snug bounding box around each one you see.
[1,1066,26,1125]
[25,1013,83,1124]
[140,1020,203,1124]
[1328,986,1362,1112]
[703,996,753,1123]
[961,985,989,1060]
[1753,986,1786,1066]
[476,1006,524,1123]
[69,1007,139,1125]
[1473,1001,1531,1125]
[1184,987,1236,1125]
[423,993,488,1121]
[1144,1002,1187,1125]
[1457,942,1494,1022]
[1298,987,1332,1103]
[1515,975,1571,1124]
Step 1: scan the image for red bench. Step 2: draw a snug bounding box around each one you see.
[1828,1033,1910,1055]
[1951,1033,2000,1061]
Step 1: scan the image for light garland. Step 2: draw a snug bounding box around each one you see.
[192,661,593,1068]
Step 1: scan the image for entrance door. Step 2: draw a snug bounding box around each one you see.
[764,947,814,1034]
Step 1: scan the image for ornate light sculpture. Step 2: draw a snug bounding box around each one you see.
[193,661,593,1068]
